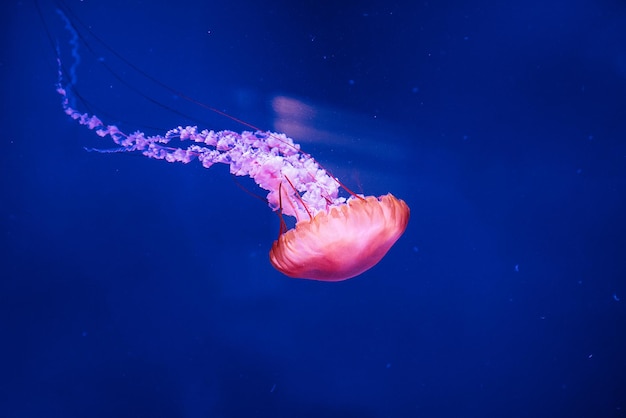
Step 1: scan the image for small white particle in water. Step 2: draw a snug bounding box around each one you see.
[270,384,276,393]
[613,293,620,302]
[514,264,519,272]
[588,354,593,359]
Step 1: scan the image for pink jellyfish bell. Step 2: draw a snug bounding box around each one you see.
[270,194,409,281]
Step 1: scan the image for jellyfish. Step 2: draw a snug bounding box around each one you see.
[54,53,409,282]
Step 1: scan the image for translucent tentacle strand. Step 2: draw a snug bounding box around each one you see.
[56,59,345,220]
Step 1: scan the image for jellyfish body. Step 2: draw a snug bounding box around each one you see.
[270,194,409,281]
[56,57,409,280]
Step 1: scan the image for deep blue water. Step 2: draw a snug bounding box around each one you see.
[2,0,625,417]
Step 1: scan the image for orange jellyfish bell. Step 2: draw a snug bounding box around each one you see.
[269,193,410,281]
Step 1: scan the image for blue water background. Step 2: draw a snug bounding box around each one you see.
[1,0,625,416]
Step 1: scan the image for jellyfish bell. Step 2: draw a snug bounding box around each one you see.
[270,193,410,281]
